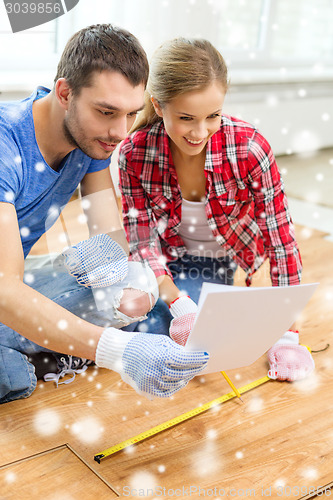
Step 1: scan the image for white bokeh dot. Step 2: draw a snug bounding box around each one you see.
[5,191,14,202]
[20,226,30,238]
[35,162,45,172]
[128,208,139,218]
[24,273,35,285]
[70,416,104,444]
[207,429,217,440]
[129,471,157,491]
[5,471,17,484]
[81,199,91,210]
[95,290,106,301]
[33,409,61,436]
[57,319,68,331]
[77,214,88,225]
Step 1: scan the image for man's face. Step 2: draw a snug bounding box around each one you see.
[63,71,145,160]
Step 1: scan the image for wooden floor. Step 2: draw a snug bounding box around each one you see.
[1,215,333,498]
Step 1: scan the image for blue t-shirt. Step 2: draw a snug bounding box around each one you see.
[0,87,110,257]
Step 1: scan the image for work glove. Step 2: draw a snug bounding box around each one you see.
[95,328,209,399]
[267,330,315,381]
[60,233,128,288]
[169,296,198,346]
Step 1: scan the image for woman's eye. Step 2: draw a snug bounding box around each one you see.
[180,116,192,121]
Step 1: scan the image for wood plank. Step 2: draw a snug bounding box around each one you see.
[0,445,118,499]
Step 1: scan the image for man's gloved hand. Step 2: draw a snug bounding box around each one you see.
[267,330,315,382]
[95,328,209,399]
[61,233,128,288]
[169,296,198,347]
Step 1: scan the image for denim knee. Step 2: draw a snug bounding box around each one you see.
[0,346,37,404]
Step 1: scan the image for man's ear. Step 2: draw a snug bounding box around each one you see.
[151,96,164,118]
[54,78,72,110]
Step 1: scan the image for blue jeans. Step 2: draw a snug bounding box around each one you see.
[131,254,236,335]
[0,261,158,404]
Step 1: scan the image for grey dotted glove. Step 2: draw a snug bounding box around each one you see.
[95,328,209,399]
[60,233,128,288]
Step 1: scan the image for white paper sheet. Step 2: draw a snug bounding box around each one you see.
[185,282,318,374]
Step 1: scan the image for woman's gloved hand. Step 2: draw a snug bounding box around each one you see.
[169,296,198,347]
[267,330,315,381]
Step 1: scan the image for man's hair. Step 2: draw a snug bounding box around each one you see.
[54,24,149,95]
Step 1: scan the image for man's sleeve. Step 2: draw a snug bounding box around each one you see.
[0,128,22,205]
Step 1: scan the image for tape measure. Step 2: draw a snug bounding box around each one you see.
[94,375,270,463]
[300,344,311,353]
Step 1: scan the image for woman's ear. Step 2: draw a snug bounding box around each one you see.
[54,78,72,110]
[151,96,164,118]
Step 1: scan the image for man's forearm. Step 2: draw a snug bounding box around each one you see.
[105,228,129,256]
[0,276,103,360]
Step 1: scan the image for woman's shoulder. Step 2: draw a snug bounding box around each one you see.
[220,114,258,138]
[217,114,273,160]
[120,121,167,162]
[127,121,166,146]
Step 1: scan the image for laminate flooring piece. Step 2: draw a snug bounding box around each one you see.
[0,445,118,499]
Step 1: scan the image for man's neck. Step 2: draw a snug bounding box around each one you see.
[32,92,75,171]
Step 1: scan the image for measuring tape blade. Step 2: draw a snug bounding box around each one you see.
[94,375,270,463]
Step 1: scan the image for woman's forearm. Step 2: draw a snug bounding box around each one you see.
[157,274,184,306]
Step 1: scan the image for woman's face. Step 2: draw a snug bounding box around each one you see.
[153,81,226,159]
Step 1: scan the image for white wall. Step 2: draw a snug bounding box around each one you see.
[223,82,333,155]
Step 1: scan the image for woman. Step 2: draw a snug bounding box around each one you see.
[118,38,314,382]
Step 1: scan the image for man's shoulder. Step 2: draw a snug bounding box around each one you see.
[0,104,22,155]
[0,95,35,146]
[0,87,48,130]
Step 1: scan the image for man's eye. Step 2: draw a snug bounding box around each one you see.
[128,112,138,118]
[99,110,113,116]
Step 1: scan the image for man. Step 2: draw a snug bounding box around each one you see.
[0,24,209,404]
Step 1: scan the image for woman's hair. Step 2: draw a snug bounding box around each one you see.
[54,24,149,96]
[132,37,228,132]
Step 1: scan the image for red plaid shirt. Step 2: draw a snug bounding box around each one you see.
[119,116,302,286]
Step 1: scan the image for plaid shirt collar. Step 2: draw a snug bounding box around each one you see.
[150,120,219,175]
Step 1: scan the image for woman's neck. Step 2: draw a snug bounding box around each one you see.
[170,140,206,167]
[170,143,207,202]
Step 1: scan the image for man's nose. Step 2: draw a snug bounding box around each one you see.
[109,116,128,142]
